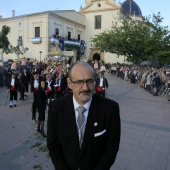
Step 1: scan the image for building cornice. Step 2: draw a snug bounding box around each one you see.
[0,11,86,28]
[80,7,120,14]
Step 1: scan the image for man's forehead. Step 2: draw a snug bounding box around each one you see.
[71,68,93,78]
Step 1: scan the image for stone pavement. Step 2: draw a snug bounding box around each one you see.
[0,72,170,170]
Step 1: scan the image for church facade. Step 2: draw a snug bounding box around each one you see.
[0,0,142,63]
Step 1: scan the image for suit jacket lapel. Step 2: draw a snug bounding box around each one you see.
[64,95,80,151]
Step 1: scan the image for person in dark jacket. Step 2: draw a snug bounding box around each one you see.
[95,72,108,98]
[7,72,19,107]
[47,62,120,170]
[31,74,40,121]
[18,70,25,100]
[35,81,47,137]
[22,69,30,97]
[152,73,161,96]
[45,74,55,104]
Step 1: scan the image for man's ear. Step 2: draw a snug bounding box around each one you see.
[67,77,72,89]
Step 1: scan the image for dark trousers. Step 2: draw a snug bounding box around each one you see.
[96,90,105,98]
[24,83,29,92]
[47,91,54,100]
[19,88,25,99]
[10,90,17,101]
[38,108,46,121]
[55,90,62,98]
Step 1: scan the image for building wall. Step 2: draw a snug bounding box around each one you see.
[0,13,49,61]
[0,0,142,64]
[0,11,86,62]
[81,0,124,63]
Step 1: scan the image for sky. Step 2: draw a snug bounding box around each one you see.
[0,0,169,27]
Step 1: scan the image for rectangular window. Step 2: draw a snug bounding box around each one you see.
[18,36,22,40]
[68,31,71,40]
[95,15,102,29]
[35,27,40,37]
[78,34,81,41]
[18,36,22,45]
[56,28,59,36]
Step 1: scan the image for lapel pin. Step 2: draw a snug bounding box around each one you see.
[94,122,98,126]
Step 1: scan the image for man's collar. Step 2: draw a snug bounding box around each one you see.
[73,96,92,111]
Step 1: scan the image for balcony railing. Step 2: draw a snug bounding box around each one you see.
[50,38,86,47]
[31,37,42,44]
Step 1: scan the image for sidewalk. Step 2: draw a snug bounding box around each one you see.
[0,72,170,170]
[0,87,54,170]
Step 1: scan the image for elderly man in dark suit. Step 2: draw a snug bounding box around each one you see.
[47,62,121,170]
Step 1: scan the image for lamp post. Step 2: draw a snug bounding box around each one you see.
[39,51,42,62]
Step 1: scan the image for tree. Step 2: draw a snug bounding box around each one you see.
[0,25,12,65]
[91,12,170,64]
[12,45,29,63]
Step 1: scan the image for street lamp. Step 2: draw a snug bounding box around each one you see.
[39,51,42,62]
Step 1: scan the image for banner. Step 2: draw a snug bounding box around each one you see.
[80,41,85,55]
[59,39,64,51]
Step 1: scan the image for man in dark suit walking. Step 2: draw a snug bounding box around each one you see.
[47,62,121,170]
[22,69,30,97]
[96,72,108,98]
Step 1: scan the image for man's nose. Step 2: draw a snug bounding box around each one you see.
[82,81,88,90]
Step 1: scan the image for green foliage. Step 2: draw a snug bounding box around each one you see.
[0,25,11,53]
[33,164,42,170]
[12,45,29,55]
[31,142,47,152]
[11,45,29,61]
[31,142,42,149]
[92,12,170,64]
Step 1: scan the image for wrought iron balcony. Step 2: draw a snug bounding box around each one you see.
[50,38,86,47]
[31,37,42,44]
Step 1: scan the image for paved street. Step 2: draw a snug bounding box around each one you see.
[0,72,170,170]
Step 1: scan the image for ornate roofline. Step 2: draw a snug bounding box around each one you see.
[80,1,121,14]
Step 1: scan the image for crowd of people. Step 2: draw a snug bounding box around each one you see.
[3,58,170,169]
[1,59,121,169]
[0,57,110,136]
[108,63,170,100]
[1,58,169,138]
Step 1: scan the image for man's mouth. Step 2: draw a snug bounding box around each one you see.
[80,91,91,95]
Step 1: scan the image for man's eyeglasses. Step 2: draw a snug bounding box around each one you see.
[70,79,95,87]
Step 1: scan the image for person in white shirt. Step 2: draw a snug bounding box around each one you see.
[95,72,108,98]
[7,73,19,107]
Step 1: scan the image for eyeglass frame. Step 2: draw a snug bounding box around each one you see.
[70,78,95,87]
